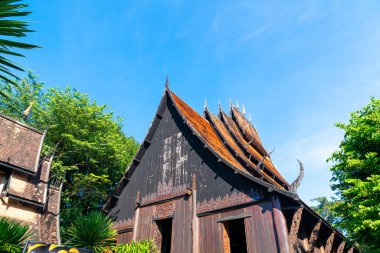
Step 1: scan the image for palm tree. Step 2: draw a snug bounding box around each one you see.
[0,0,39,97]
[66,211,117,252]
[0,217,31,253]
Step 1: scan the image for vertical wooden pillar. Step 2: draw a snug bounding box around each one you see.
[288,207,303,253]
[271,194,290,253]
[192,175,200,253]
[132,191,140,241]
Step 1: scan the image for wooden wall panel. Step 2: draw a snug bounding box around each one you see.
[172,197,192,253]
[249,201,278,253]
[117,230,133,244]
[135,206,154,241]
[199,215,223,253]
[271,195,290,253]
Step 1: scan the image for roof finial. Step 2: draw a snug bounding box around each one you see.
[248,113,252,122]
[230,98,233,108]
[242,105,246,115]
[22,100,34,118]
[165,76,169,89]
[204,98,208,111]
[218,99,222,111]
[236,100,239,109]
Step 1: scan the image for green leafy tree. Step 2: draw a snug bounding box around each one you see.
[310,197,336,224]
[0,217,31,253]
[66,211,116,252]
[0,73,139,240]
[322,97,380,252]
[0,0,39,94]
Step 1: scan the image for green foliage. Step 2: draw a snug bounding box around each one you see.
[0,217,31,253]
[0,73,139,240]
[0,0,39,92]
[310,197,336,224]
[66,211,117,252]
[113,240,158,253]
[321,97,380,252]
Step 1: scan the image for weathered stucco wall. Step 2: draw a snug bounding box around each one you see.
[0,196,40,240]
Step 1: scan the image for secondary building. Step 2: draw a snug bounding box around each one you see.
[0,114,61,243]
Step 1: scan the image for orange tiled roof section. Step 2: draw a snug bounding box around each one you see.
[207,111,284,188]
[231,107,267,155]
[220,111,289,185]
[170,91,247,174]
[207,111,250,160]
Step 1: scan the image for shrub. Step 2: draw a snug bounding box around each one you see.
[0,217,31,253]
[66,211,116,252]
[114,240,158,253]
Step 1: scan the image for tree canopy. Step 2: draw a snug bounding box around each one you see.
[0,72,139,240]
[313,97,380,252]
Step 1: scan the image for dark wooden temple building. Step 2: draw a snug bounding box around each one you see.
[104,84,361,253]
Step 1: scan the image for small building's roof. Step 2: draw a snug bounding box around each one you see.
[0,114,45,175]
[7,156,53,206]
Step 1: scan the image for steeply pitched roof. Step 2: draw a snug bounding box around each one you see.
[205,109,284,188]
[103,86,362,252]
[170,92,248,174]
[230,107,266,155]
[218,110,289,186]
[0,114,45,175]
[103,88,297,212]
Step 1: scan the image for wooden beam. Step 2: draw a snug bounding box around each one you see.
[308,220,322,252]
[337,241,346,253]
[288,207,303,253]
[324,232,335,253]
[191,174,199,253]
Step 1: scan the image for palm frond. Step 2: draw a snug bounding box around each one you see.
[0,0,39,89]
[0,217,31,252]
[66,211,117,252]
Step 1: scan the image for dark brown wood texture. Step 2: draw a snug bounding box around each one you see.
[308,220,322,252]
[171,197,192,253]
[117,230,133,244]
[324,232,335,253]
[198,201,280,253]
[288,207,303,253]
[272,195,290,253]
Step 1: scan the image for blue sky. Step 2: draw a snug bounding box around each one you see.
[18,0,379,204]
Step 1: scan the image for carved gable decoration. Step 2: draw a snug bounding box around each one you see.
[196,188,263,214]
